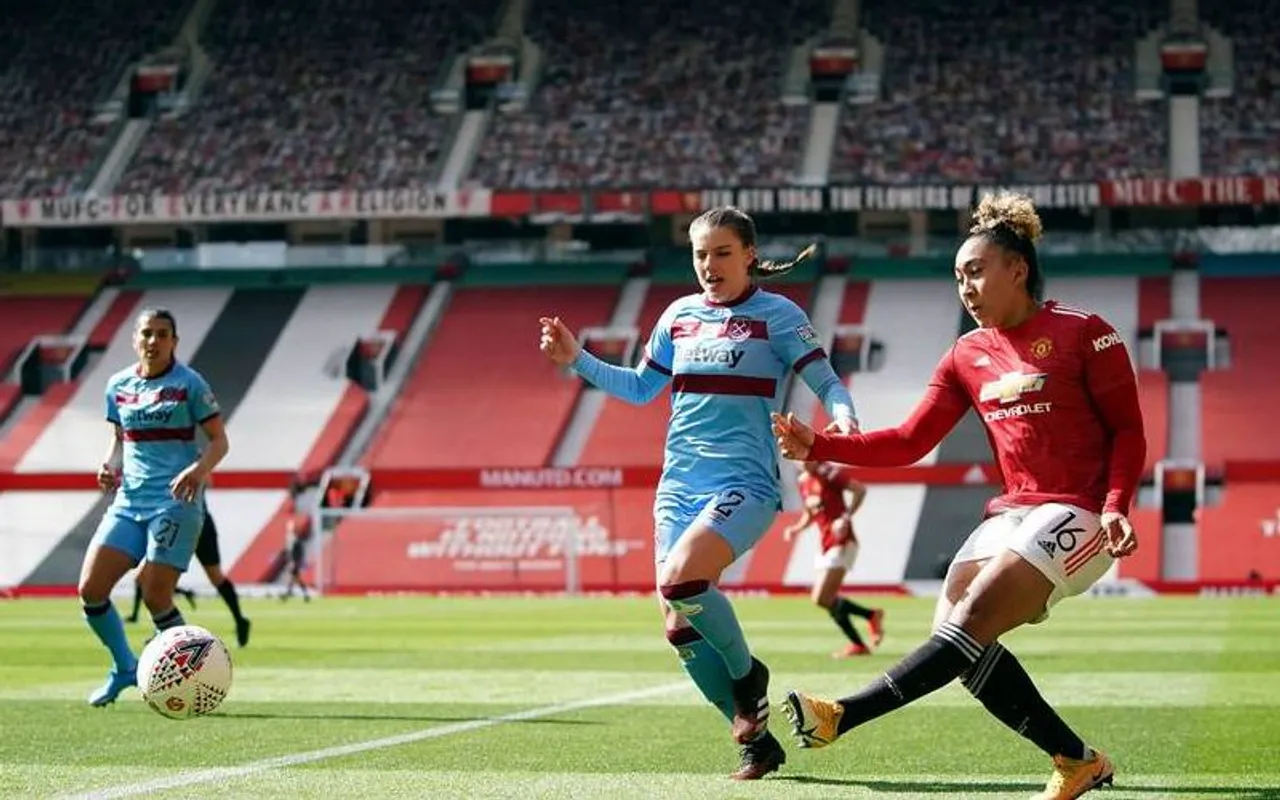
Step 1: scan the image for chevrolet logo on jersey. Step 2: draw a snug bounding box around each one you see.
[979,371,1047,405]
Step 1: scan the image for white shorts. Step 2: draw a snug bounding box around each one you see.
[954,503,1112,622]
[815,540,859,572]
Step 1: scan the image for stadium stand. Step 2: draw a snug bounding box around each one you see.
[1198,482,1280,581]
[0,1,187,198]
[364,284,620,468]
[1200,276,1280,466]
[832,0,1168,183]
[1200,0,1280,176]
[471,0,827,189]
[116,0,500,193]
[0,296,87,379]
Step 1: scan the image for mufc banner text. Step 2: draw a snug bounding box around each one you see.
[0,189,493,227]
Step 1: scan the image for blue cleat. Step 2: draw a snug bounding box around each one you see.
[88,667,137,707]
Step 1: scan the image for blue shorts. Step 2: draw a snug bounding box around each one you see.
[654,488,779,563]
[91,503,204,572]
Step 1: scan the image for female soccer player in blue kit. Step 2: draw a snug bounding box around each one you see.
[539,206,858,780]
[77,308,230,706]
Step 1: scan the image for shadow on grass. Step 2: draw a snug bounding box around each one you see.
[777,775,1280,797]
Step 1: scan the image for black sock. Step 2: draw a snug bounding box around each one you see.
[130,584,143,620]
[215,579,245,622]
[962,643,1088,760]
[827,601,865,646]
[836,621,981,735]
[151,607,185,631]
[837,597,874,620]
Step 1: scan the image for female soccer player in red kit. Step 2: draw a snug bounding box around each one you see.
[781,461,884,656]
[774,193,1144,800]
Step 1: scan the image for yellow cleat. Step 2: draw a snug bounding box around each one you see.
[781,690,844,749]
[1031,749,1115,800]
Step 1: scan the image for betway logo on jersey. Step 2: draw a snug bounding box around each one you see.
[684,345,744,368]
[979,371,1047,405]
[1093,332,1123,352]
[132,408,176,424]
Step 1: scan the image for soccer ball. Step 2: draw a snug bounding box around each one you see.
[136,625,233,720]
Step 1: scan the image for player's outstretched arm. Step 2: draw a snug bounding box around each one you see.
[540,315,671,406]
[775,380,968,467]
[796,358,857,432]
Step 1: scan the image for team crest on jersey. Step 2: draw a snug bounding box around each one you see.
[1030,337,1054,360]
[979,371,1047,405]
[795,323,819,346]
[725,316,754,343]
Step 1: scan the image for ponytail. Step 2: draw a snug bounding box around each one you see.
[752,243,817,281]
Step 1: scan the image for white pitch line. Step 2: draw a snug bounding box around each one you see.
[62,681,690,800]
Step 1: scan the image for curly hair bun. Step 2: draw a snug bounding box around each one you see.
[969,192,1043,244]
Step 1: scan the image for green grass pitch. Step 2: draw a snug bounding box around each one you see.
[1,594,1277,799]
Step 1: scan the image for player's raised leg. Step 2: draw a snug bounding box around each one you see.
[785,549,1054,748]
[79,514,145,706]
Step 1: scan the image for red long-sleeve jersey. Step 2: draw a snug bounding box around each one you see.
[809,301,1146,516]
[797,464,861,549]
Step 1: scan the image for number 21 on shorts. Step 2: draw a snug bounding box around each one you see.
[149,514,183,551]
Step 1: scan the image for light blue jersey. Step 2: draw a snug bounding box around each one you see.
[92,361,221,571]
[572,286,856,559]
[104,361,220,512]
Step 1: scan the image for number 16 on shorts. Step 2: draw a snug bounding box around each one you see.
[1026,504,1110,596]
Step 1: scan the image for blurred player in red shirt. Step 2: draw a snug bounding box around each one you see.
[774,193,1144,800]
[781,462,884,657]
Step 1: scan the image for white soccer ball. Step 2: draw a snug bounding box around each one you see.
[136,624,233,720]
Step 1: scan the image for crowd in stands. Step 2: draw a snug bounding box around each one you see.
[1200,0,1280,176]
[115,0,498,194]
[829,0,1171,184]
[469,0,826,189]
[0,1,184,198]
[1,0,1276,197]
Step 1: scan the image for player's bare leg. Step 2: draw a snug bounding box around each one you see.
[79,544,139,706]
[812,567,869,657]
[138,561,189,634]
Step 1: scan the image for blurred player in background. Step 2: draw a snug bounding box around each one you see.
[774,193,1144,799]
[781,461,884,657]
[126,507,252,647]
[77,309,229,706]
[539,206,859,780]
[280,513,312,602]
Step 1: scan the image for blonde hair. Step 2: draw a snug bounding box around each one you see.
[969,192,1043,243]
[967,192,1044,300]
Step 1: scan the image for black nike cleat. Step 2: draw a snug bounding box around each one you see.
[235,617,252,648]
[730,730,786,780]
